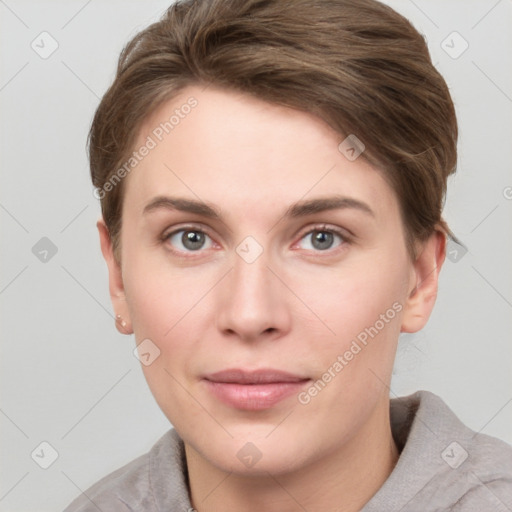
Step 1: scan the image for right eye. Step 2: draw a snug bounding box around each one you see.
[165,229,214,253]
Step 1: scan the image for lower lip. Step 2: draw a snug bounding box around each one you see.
[204,380,310,410]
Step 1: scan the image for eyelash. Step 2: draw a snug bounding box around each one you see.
[161,223,351,256]
[292,224,350,253]
[161,224,219,257]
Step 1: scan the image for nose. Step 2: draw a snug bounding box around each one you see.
[215,252,292,342]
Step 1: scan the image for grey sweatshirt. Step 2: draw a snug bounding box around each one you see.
[64,391,512,511]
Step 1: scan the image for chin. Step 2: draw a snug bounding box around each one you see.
[187,426,316,477]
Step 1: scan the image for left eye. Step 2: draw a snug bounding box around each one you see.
[297,229,344,251]
[166,229,214,252]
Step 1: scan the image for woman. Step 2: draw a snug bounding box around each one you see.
[65,0,512,510]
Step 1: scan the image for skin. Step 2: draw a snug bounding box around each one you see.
[98,85,445,512]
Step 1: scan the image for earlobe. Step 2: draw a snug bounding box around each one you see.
[115,313,132,335]
[97,219,134,335]
[400,230,446,334]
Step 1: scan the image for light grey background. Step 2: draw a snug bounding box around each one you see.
[1,1,511,511]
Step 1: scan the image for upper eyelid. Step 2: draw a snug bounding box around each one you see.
[162,225,218,251]
[162,224,347,237]
[290,226,350,254]
[163,227,218,255]
[295,223,350,241]
[163,223,215,239]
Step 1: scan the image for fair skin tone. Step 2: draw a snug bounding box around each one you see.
[98,85,445,512]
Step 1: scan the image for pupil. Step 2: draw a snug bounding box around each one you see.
[312,231,333,250]
[183,231,205,250]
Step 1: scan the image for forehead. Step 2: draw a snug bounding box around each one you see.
[124,85,398,223]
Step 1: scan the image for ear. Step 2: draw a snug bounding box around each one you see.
[97,218,133,335]
[401,230,446,333]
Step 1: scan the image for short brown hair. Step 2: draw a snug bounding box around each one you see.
[89,0,458,261]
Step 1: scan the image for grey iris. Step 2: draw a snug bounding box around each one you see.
[312,231,334,250]
[182,231,205,250]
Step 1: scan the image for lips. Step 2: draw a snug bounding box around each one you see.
[205,368,308,384]
[203,369,310,410]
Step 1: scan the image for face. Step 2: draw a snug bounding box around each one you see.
[100,85,443,476]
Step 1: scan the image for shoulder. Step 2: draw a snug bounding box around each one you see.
[63,450,154,512]
[63,429,190,512]
[365,391,512,511]
[408,391,512,510]
[447,414,512,511]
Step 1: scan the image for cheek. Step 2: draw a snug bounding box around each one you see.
[122,255,218,387]
[297,255,405,327]
[122,246,212,337]
[291,262,406,422]
[123,262,211,423]
[288,253,408,370]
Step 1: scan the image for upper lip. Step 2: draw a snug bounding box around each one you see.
[204,369,309,384]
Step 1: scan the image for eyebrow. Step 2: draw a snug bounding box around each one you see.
[286,196,374,218]
[143,196,221,218]
[142,195,374,220]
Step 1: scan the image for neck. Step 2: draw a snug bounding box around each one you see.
[185,400,398,512]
